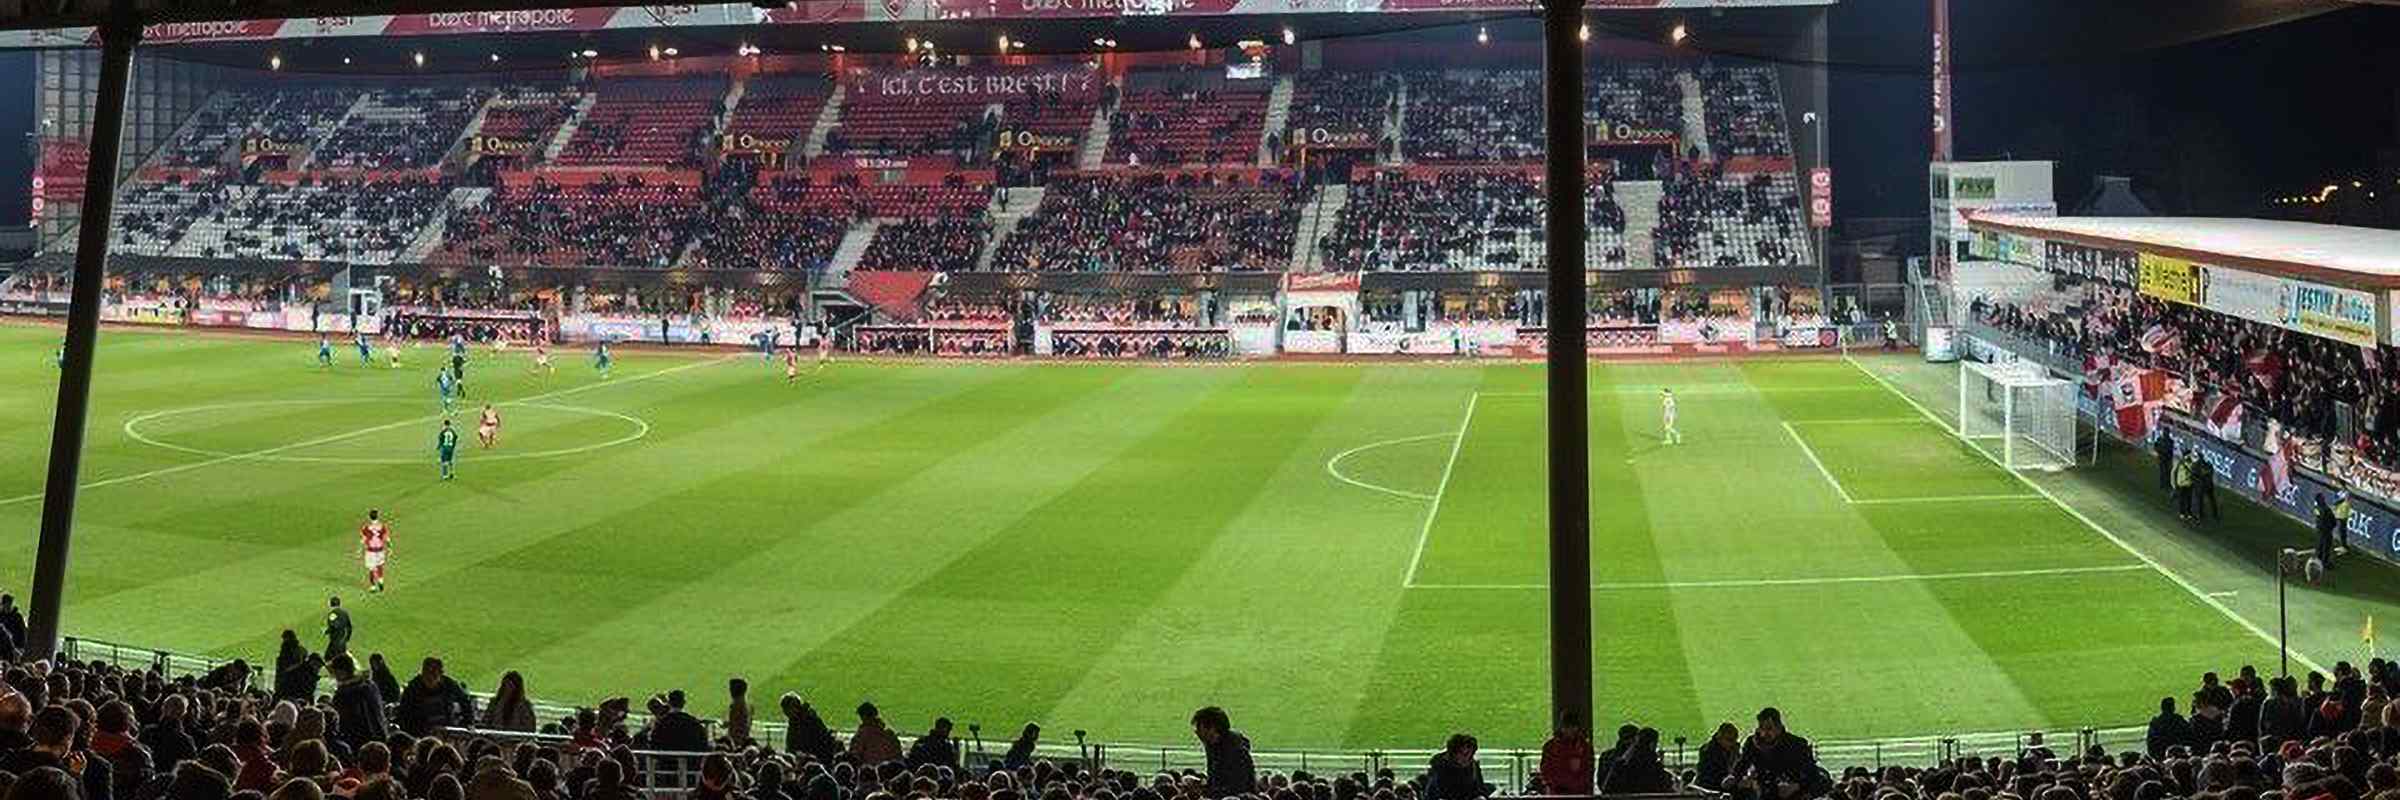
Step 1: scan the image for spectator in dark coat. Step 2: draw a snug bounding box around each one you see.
[2261,676,2308,744]
[1695,723,1741,795]
[139,695,196,772]
[327,656,387,750]
[1422,734,1492,800]
[1192,706,1255,798]
[778,695,841,762]
[0,595,25,649]
[2188,696,2226,751]
[1727,707,1820,800]
[844,703,900,766]
[88,701,150,795]
[2229,677,2264,744]
[2147,697,2193,759]
[1002,723,1041,771]
[647,691,708,753]
[905,718,960,771]
[394,658,473,738]
[0,706,112,800]
[367,654,402,705]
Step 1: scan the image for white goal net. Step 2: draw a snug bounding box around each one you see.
[1959,359,2077,471]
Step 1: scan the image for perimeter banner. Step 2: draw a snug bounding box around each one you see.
[2165,417,2400,566]
[2136,253,2201,305]
[847,66,1103,101]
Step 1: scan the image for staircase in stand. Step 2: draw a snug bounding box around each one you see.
[1077,97,1113,169]
[1618,180,1662,271]
[1675,70,1710,159]
[441,92,502,170]
[401,187,491,263]
[1287,184,1346,271]
[1256,75,1294,167]
[802,84,845,160]
[543,94,598,162]
[974,186,1047,271]
[292,94,372,172]
[1382,80,1409,166]
[823,219,885,287]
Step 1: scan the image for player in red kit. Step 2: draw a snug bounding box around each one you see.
[358,509,392,592]
[784,348,800,383]
[477,404,501,448]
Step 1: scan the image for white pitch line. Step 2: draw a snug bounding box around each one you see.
[1786,417,1940,426]
[1410,563,2151,591]
[0,354,732,508]
[1476,385,1885,399]
[1325,432,1453,502]
[1839,354,2330,675]
[1400,393,1479,588]
[1849,493,2046,505]
[1781,421,1855,504]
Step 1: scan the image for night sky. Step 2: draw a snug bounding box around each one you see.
[1829,0,2400,222]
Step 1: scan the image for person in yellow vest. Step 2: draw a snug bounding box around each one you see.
[2172,456,2196,520]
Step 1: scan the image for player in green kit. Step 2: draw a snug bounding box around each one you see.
[436,420,460,480]
[594,341,613,379]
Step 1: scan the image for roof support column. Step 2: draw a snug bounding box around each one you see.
[1542,0,1593,735]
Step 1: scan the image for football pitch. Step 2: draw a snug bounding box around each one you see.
[2,321,2391,753]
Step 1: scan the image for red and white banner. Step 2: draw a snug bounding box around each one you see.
[382,8,616,34]
[1808,166,1833,229]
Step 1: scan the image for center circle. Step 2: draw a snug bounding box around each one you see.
[124,398,651,465]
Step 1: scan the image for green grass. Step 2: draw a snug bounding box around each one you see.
[3,321,2395,754]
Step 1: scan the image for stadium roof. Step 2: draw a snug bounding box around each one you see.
[1967,215,2400,290]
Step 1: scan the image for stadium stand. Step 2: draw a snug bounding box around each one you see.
[1281,71,1399,152]
[1315,168,1630,271]
[435,176,704,267]
[720,75,833,156]
[1696,64,1793,158]
[1401,71,1541,163]
[1107,70,1271,167]
[313,87,490,171]
[166,178,452,263]
[988,171,1304,273]
[553,77,728,168]
[1651,164,1807,268]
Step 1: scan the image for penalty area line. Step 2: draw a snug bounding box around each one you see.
[1410,563,2151,591]
[1837,354,2330,676]
[1325,432,1454,502]
[0,354,734,509]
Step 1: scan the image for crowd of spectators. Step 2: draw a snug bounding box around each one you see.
[1318,170,1631,272]
[1401,72,1542,163]
[1652,162,1805,269]
[1108,75,1269,167]
[1281,72,1398,149]
[315,88,490,171]
[1969,273,2400,467]
[1695,65,1793,159]
[923,301,1012,325]
[438,176,704,269]
[14,613,2400,800]
[176,178,454,264]
[990,172,1303,273]
[857,216,990,273]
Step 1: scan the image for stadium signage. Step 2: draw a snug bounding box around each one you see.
[2135,253,2380,348]
[2135,253,2201,305]
[1808,167,1833,229]
[1294,127,1376,148]
[2164,417,2400,566]
[137,19,284,41]
[2044,241,2136,288]
[0,299,67,317]
[469,136,534,157]
[390,8,609,32]
[719,133,795,154]
[1589,121,1678,145]
[849,66,1102,101]
[240,137,306,157]
[2289,283,2378,347]
[995,130,1077,150]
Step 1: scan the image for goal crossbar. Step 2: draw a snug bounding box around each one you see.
[1958,359,2077,471]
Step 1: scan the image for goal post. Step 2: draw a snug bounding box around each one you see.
[1958,359,2077,471]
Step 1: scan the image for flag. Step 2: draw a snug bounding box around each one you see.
[2140,323,2182,359]
[2263,420,2292,501]
[2203,393,2244,440]
[2110,367,2167,440]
